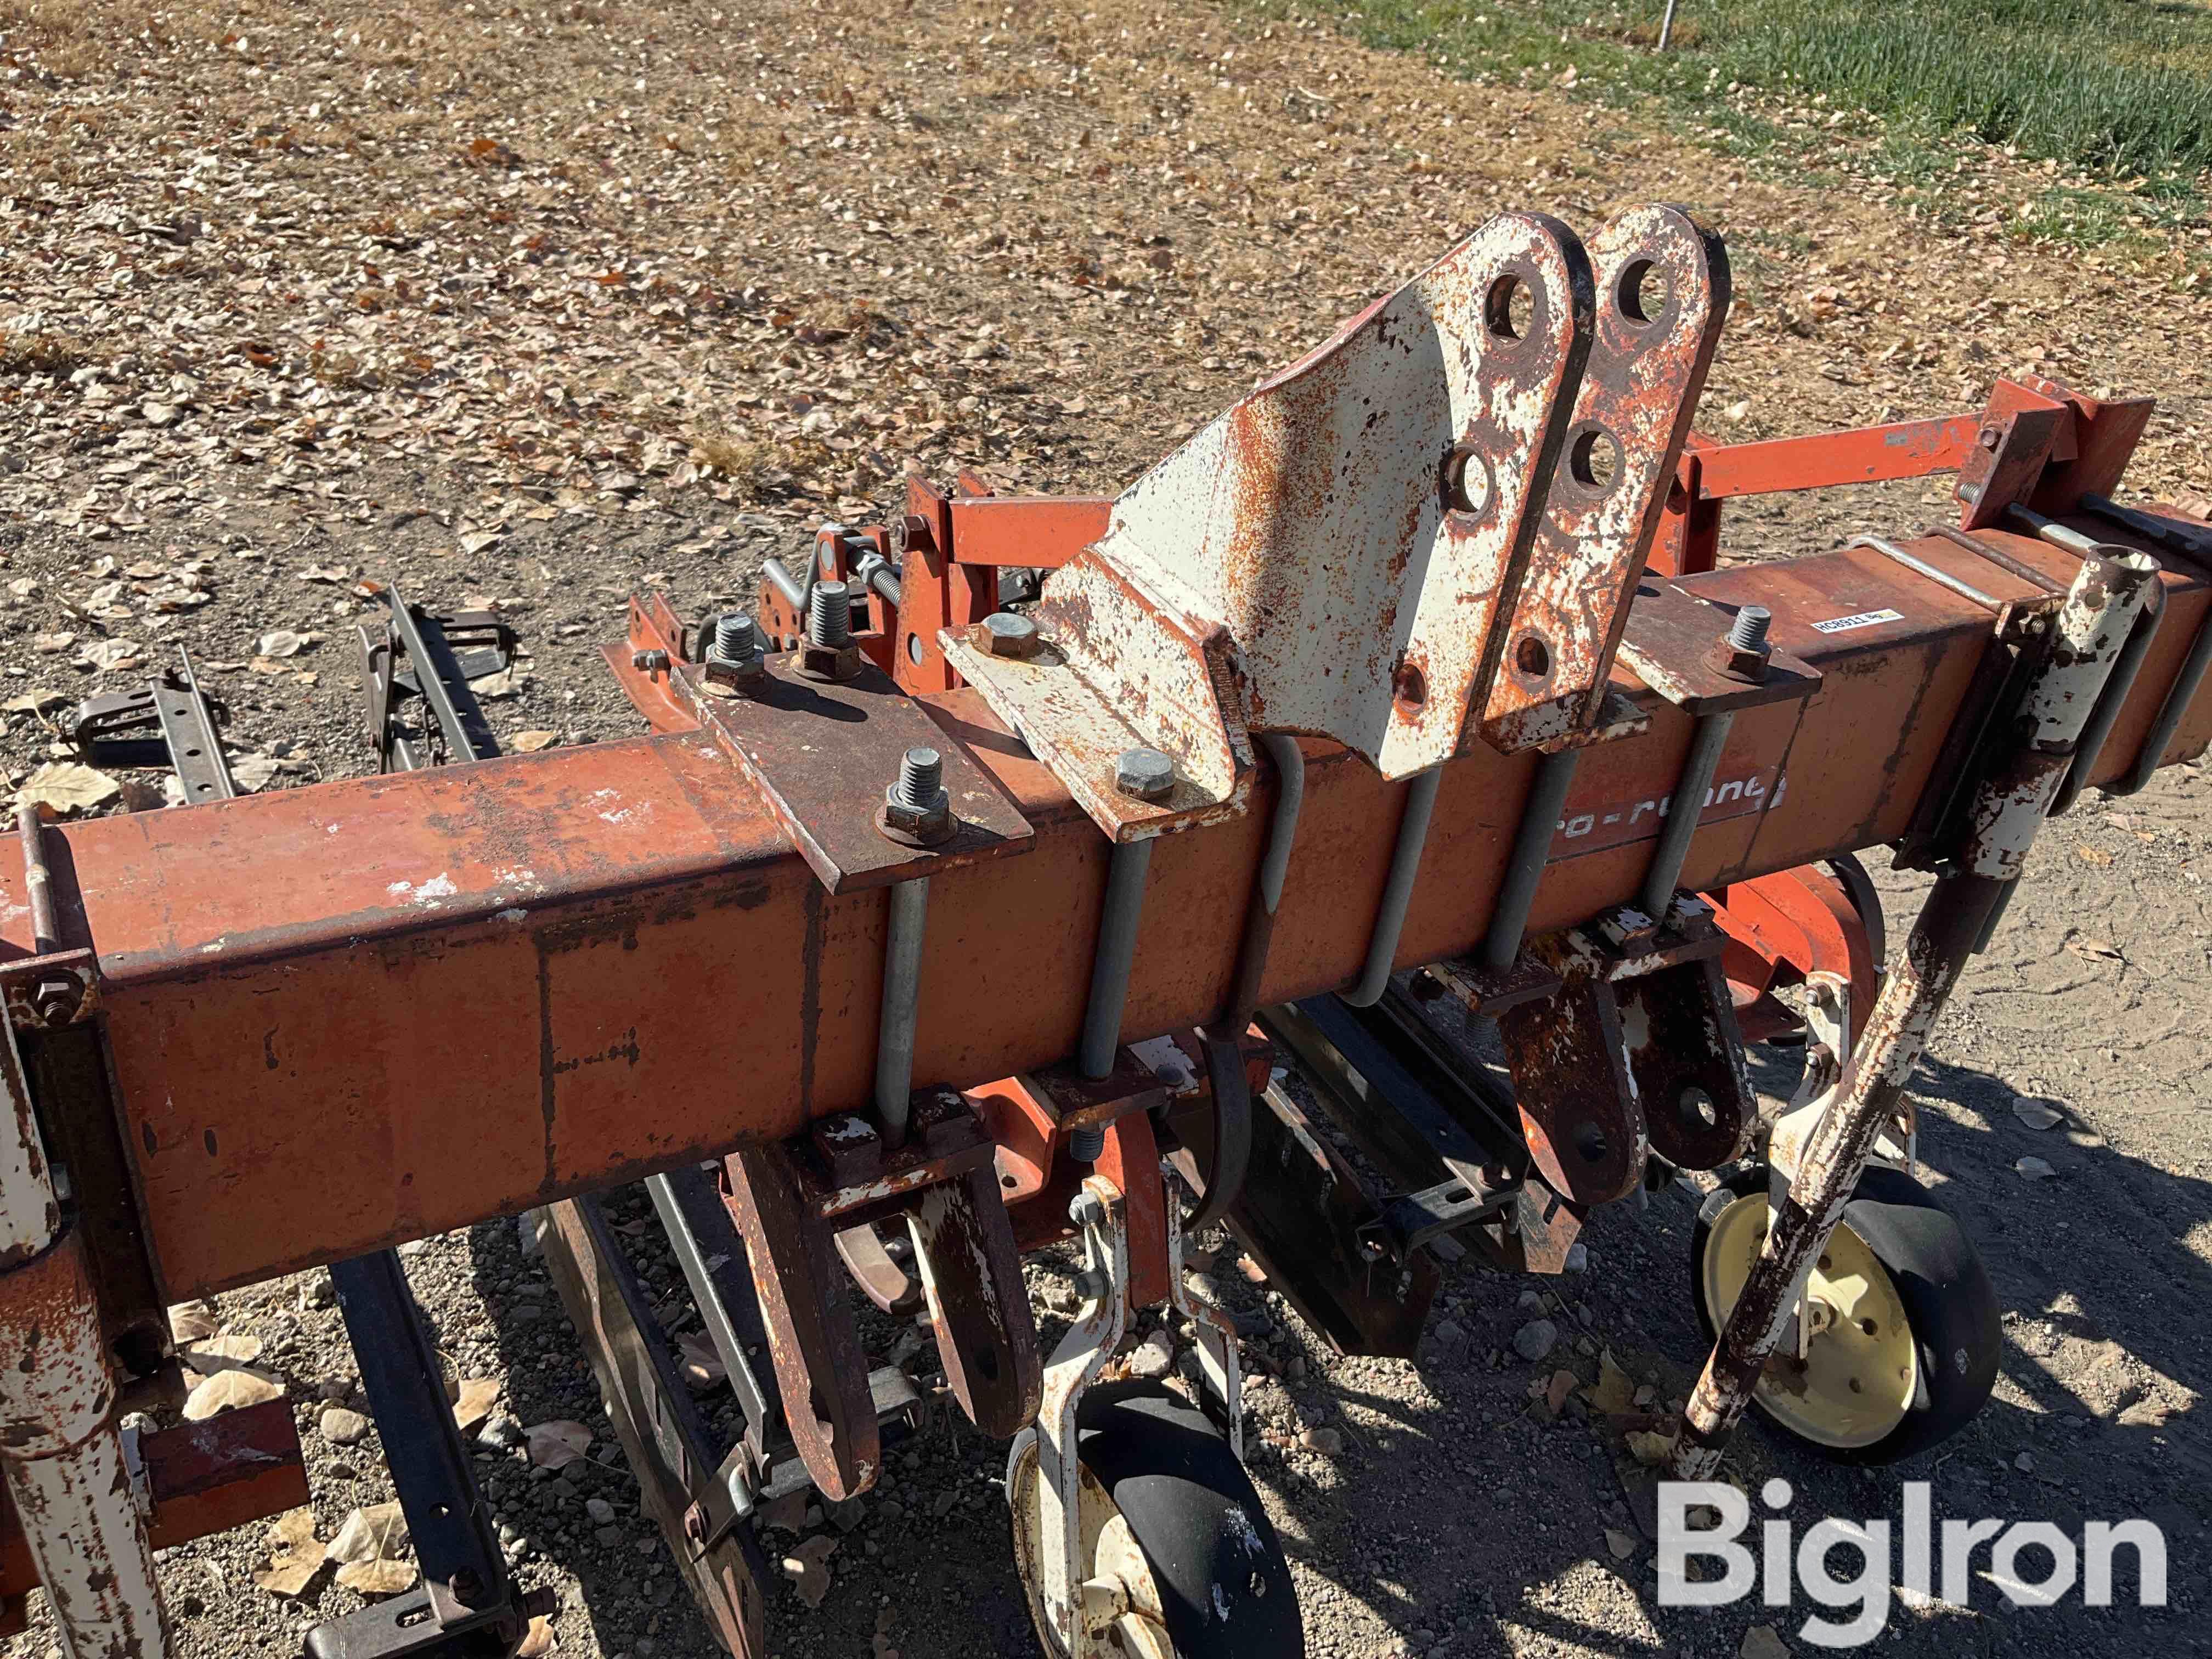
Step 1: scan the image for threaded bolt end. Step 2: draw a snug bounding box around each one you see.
[713,613,758,662]
[807,580,853,648]
[1727,605,1771,652]
[896,746,943,808]
[1068,1125,1106,1163]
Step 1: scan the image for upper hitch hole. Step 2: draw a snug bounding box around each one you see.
[1394,661,1429,709]
[1574,1122,1609,1163]
[1568,427,1622,493]
[1485,273,1534,341]
[1514,633,1551,679]
[1617,257,1670,325]
[1447,447,1492,516]
[1679,1086,1719,1130]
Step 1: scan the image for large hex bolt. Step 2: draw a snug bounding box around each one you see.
[798,579,864,682]
[977,611,1041,659]
[877,744,955,847]
[1115,747,1176,803]
[702,612,766,694]
[1707,603,1772,682]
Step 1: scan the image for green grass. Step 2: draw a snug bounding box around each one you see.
[1244,0,2212,215]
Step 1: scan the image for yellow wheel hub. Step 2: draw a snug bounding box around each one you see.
[1701,1190,1918,1449]
[1008,1436,1175,1659]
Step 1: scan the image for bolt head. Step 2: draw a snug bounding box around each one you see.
[630,647,670,673]
[979,611,1040,659]
[889,514,931,559]
[1068,1190,1107,1229]
[1978,424,2002,451]
[1114,746,1176,802]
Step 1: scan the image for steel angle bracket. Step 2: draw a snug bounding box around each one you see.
[950,212,1602,839]
[1479,206,1731,751]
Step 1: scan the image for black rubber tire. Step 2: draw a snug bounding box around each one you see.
[1073,1382,1306,1658]
[1691,1163,2001,1465]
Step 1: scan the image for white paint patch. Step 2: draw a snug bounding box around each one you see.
[495,909,529,925]
[325,822,343,836]
[1211,1582,1232,1622]
[388,873,458,907]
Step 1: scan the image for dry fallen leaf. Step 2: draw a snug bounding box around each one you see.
[676,1330,726,1391]
[1624,1429,1675,1466]
[2075,843,2115,868]
[1583,1350,1637,1416]
[2065,934,2125,964]
[18,761,120,816]
[183,1368,284,1420]
[781,1533,840,1610]
[2012,1099,2065,1131]
[255,1551,328,1599]
[167,1299,221,1343]
[524,1419,594,1470]
[330,1501,410,1565]
[2,689,70,714]
[510,730,562,752]
[336,1559,418,1596]
[182,1331,265,1376]
[2016,1155,2058,1180]
[255,629,306,658]
[453,1376,501,1434]
[516,1615,557,1658]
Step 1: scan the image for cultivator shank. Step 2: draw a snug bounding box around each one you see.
[1,203,2208,1658]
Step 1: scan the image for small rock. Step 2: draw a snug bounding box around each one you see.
[1740,1625,1792,1659]
[2015,1451,2036,1473]
[585,1498,616,1525]
[1562,1242,1588,1273]
[2012,1099,2065,1131]
[1434,1319,1465,1345]
[1299,1426,1344,1455]
[478,1416,525,1450]
[2015,1156,2057,1180]
[1512,1318,1559,1364]
[1605,1528,1638,1561]
[1125,1328,1177,1380]
[1285,1356,1307,1383]
[1516,1289,1544,1312]
[319,1408,371,1446]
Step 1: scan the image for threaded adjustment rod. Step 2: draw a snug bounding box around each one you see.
[896,747,943,808]
[1068,1124,1106,1163]
[1728,605,1772,652]
[807,580,853,648]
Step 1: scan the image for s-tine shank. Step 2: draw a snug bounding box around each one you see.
[1672,544,2162,1480]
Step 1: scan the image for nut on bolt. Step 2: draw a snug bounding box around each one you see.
[1114,746,1176,803]
[1705,604,1772,683]
[977,611,1041,659]
[876,744,956,847]
[30,975,80,1026]
[798,579,864,682]
[702,612,766,694]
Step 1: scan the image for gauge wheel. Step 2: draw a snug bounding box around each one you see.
[1692,1163,2000,1464]
[1008,1382,1305,1658]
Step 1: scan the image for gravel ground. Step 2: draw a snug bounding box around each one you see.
[2,0,2209,1656]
